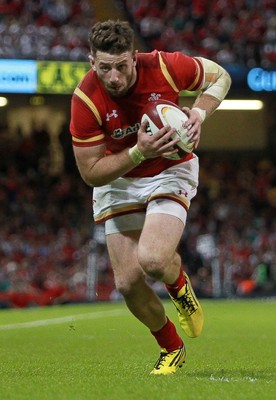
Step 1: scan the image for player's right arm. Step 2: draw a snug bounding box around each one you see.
[72,122,179,187]
[73,141,136,187]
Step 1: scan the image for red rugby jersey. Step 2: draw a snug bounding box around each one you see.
[70,50,204,178]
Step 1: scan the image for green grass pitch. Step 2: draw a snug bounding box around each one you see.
[0,299,275,400]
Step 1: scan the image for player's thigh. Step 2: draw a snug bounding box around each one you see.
[138,213,184,265]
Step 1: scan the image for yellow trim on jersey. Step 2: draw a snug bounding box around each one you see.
[73,134,105,143]
[74,87,102,126]
[158,52,179,93]
[186,58,202,91]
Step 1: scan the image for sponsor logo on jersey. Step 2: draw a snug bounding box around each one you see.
[112,123,140,139]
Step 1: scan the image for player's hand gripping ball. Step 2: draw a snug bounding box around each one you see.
[141,99,194,159]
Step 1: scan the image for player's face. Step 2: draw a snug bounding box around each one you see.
[91,51,137,97]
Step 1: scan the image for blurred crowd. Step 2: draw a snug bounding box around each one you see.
[0,127,93,307]
[0,126,275,308]
[180,154,276,298]
[122,0,276,68]
[0,0,94,60]
[1,0,275,67]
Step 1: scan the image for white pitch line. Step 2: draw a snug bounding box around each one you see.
[0,309,127,331]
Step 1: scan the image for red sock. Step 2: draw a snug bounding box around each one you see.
[165,267,186,298]
[151,318,183,352]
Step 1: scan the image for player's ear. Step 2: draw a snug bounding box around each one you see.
[89,54,96,70]
[132,50,138,67]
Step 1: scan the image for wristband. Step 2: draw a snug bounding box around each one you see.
[129,144,146,165]
[192,107,207,122]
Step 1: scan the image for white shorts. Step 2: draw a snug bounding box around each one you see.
[93,156,199,235]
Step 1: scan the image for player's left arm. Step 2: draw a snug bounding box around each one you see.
[183,57,232,148]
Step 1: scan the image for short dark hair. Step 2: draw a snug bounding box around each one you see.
[88,20,134,56]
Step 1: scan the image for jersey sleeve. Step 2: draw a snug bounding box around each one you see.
[70,93,105,147]
[159,51,204,92]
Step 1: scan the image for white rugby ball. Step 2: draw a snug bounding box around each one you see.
[141,99,194,159]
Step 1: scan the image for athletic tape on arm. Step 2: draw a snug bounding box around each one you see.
[196,57,231,102]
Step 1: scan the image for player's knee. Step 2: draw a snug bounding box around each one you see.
[138,250,168,280]
[114,274,143,297]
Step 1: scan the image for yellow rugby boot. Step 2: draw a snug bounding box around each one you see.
[150,344,186,375]
[169,272,204,338]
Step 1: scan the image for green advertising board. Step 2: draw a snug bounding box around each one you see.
[37,61,90,94]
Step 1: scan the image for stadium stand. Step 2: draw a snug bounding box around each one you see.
[0,0,95,60]
[121,0,276,68]
[0,0,145,60]
[1,0,275,66]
